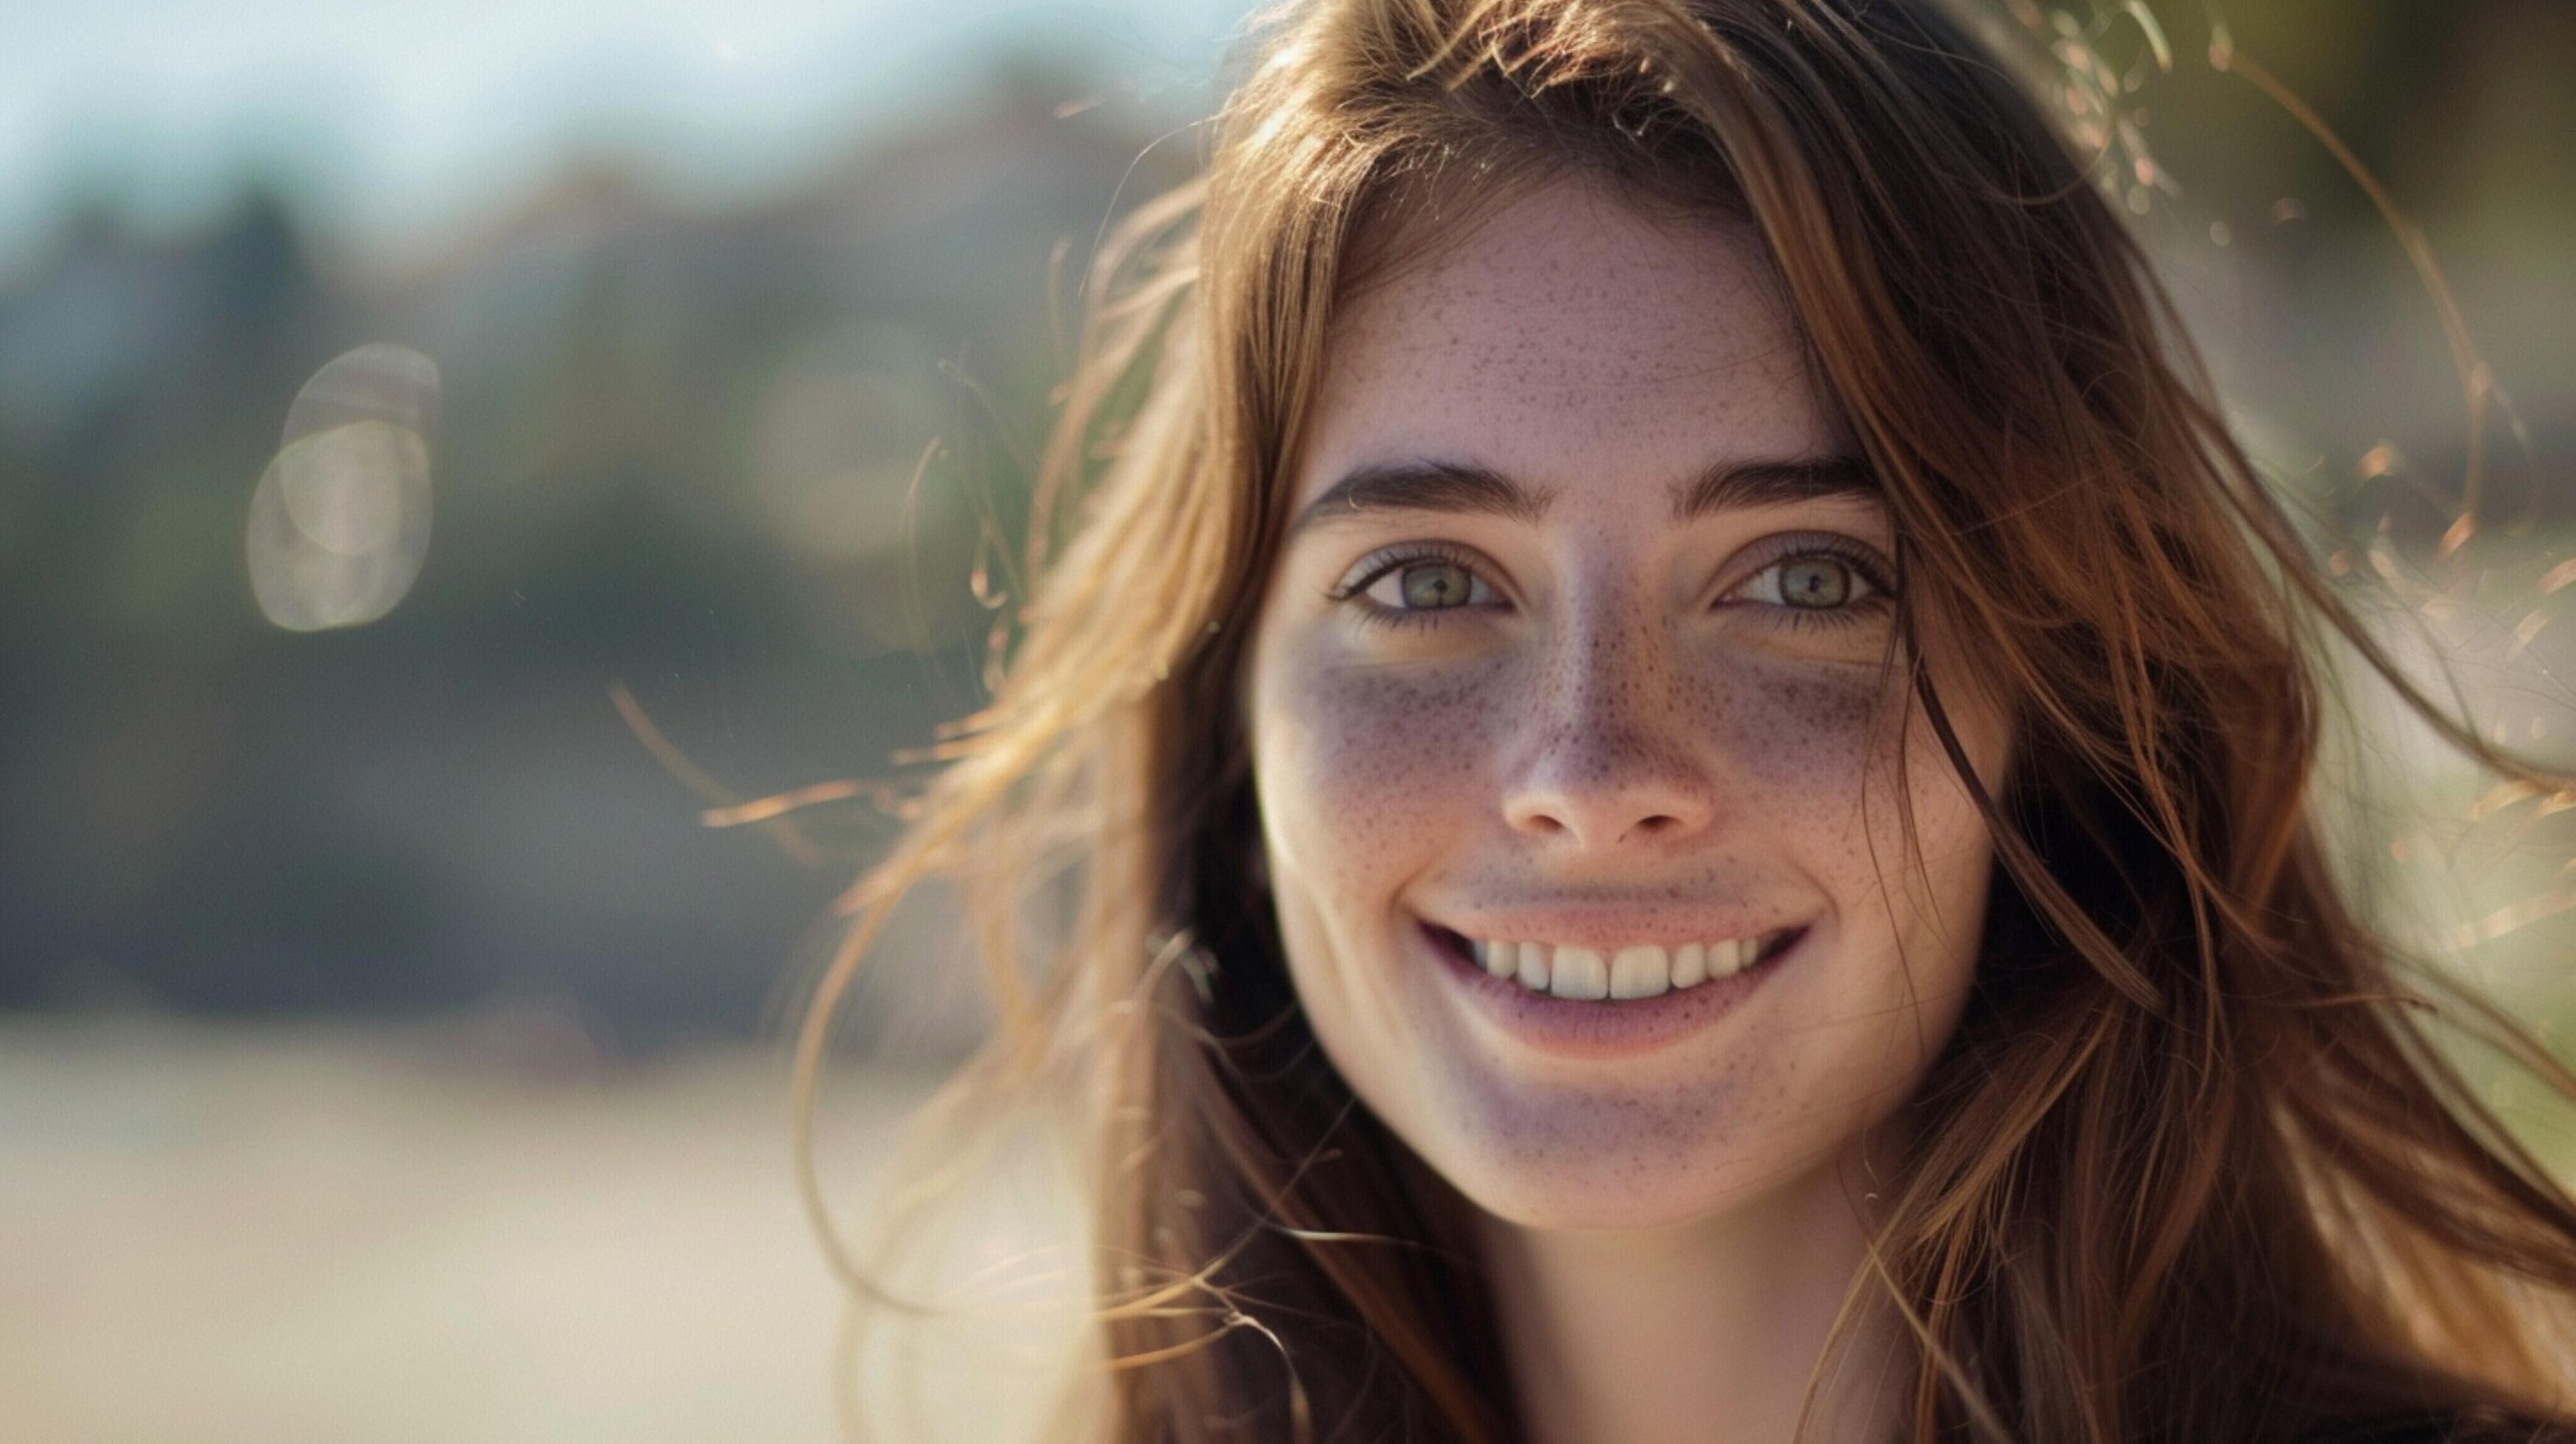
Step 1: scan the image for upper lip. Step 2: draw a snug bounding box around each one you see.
[1417,906,1803,950]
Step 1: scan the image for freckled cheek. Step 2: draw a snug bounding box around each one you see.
[1250,645,1506,902]
[1718,660,2001,961]
[1683,658,1895,838]
[1682,653,1998,950]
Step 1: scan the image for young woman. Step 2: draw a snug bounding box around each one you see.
[794,0,2576,1438]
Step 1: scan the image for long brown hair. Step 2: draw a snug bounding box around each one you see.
[792,1,2576,1438]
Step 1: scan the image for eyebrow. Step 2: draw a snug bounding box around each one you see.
[1671,456,1881,522]
[1285,455,1880,539]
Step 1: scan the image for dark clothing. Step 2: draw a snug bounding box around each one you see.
[2300,1415,2573,1443]
[2300,1421,2464,1443]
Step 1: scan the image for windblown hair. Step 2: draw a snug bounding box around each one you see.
[793,1,2576,1439]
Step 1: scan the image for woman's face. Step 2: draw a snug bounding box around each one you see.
[1240,178,2012,1230]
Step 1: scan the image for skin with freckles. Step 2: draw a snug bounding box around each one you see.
[1240,177,2014,1443]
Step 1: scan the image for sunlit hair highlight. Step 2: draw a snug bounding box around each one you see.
[792,1,2576,1439]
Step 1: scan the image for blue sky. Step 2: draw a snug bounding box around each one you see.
[0,0,1255,265]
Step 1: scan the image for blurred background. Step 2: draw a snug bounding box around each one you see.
[1,0,2571,1438]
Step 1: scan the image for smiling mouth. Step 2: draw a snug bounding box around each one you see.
[1423,922,1805,1002]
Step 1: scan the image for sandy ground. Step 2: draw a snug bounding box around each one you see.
[0,1015,1089,1443]
[10,975,2568,1443]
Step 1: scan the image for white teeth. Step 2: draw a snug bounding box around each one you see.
[1547,947,1609,1000]
[1669,942,1708,989]
[1608,945,1669,1000]
[1471,933,1786,1000]
[1516,941,1549,992]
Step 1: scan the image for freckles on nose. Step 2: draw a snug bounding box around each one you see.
[1500,625,1722,844]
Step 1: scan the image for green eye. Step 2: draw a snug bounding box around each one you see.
[1738,551,1878,611]
[1334,547,1501,628]
[1398,561,1474,609]
[1777,556,1853,609]
[1361,558,1487,611]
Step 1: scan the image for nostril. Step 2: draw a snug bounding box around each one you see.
[1508,804,1705,843]
[1512,809,1570,837]
[1499,719,1719,847]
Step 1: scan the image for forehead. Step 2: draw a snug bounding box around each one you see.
[1295,180,1836,510]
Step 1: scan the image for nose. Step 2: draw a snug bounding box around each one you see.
[1499,612,1719,850]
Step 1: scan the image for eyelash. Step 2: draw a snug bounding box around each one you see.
[1722,536,1898,633]
[1324,542,1496,633]
[1324,537,1899,634]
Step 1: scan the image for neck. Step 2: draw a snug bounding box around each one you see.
[1474,1147,1908,1444]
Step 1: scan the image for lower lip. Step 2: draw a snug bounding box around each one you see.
[1423,922,1803,1062]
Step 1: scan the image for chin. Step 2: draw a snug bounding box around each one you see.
[1410,1117,1848,1236]
[1460,1177,1733,1233]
